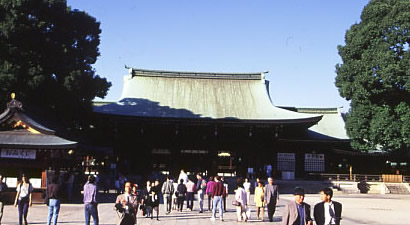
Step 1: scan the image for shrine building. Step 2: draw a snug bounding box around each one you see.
[92,68,354,178]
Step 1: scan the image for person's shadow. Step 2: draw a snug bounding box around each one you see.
[273,216,282,222]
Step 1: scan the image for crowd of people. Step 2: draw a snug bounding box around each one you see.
[0,171,342,225]
[111,170,342,225]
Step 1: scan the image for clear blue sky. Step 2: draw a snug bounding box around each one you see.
[67,0,370,112]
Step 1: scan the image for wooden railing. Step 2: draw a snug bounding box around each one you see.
[309,173,410,183]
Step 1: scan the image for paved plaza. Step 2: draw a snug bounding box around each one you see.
[2,193,409,225]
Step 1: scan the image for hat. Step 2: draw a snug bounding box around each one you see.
[294,187,305,195]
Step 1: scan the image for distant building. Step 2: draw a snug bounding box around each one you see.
[92,68,361,178]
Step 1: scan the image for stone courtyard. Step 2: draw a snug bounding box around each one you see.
[2,193,409,225]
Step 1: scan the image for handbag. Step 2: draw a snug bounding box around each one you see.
[232,200,241,206]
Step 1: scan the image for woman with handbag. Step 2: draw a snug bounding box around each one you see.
[234,178,248,222]
[254,181,265,221]
[14,174,33,225]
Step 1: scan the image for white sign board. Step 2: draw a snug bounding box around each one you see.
[1,149,36,159]
[30,178,42,188]
[5,177,41,188]
[5,177,18,188]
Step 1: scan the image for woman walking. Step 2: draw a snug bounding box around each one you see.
[235,178,248,222]
[14,174,33,225]
[254,181,265,221]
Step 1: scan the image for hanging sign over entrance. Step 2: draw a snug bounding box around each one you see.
[1,148,36,159]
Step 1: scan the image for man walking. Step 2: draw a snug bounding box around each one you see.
[161,176,174,214]
[282,187,312,225]
[115,182,138,225]
[210,176,225,221]
[186,178,195,211]
[0,174,8,225]
[196,174,205,213]
[264,177,279,222]
[314,188,342,225]
[83,175,99,225]
[46,176,61,225]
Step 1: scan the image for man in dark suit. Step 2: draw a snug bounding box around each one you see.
[314,187,342,225]
[264,177,279,222]
[282,187,312,225]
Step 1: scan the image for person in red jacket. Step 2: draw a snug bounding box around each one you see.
[210,176,226,221]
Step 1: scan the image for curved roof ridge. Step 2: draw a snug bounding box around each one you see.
[126,67,266,80]
[93,68,322,126]
[0,98,55,135]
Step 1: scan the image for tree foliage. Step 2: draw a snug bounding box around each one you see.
[335,0,410,152]
[0,0,111,128]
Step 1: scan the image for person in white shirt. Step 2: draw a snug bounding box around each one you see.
[178,170,188,185]
[243,178,251,206]
[234,178,248,222]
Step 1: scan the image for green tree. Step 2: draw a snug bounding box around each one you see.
[0,0,111,128]
[335,0,410,152]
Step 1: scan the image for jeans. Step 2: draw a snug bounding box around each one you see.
[212,196,223,219]
[47,199,61,225]
[85,203,99,225]
[197,190,204,212]
[186,192,194,210]
[18,198,29,225]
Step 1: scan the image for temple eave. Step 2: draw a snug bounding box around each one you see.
[96,111,321,127]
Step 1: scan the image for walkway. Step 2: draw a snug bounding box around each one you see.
[2,193,410,224]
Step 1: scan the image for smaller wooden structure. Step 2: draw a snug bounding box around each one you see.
[0,94,77,192]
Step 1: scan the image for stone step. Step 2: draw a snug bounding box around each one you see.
[385,183,410,194]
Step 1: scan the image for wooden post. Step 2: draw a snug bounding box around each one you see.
[41,170,47,188]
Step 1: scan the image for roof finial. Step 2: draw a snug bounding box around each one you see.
[11,92,15,99]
